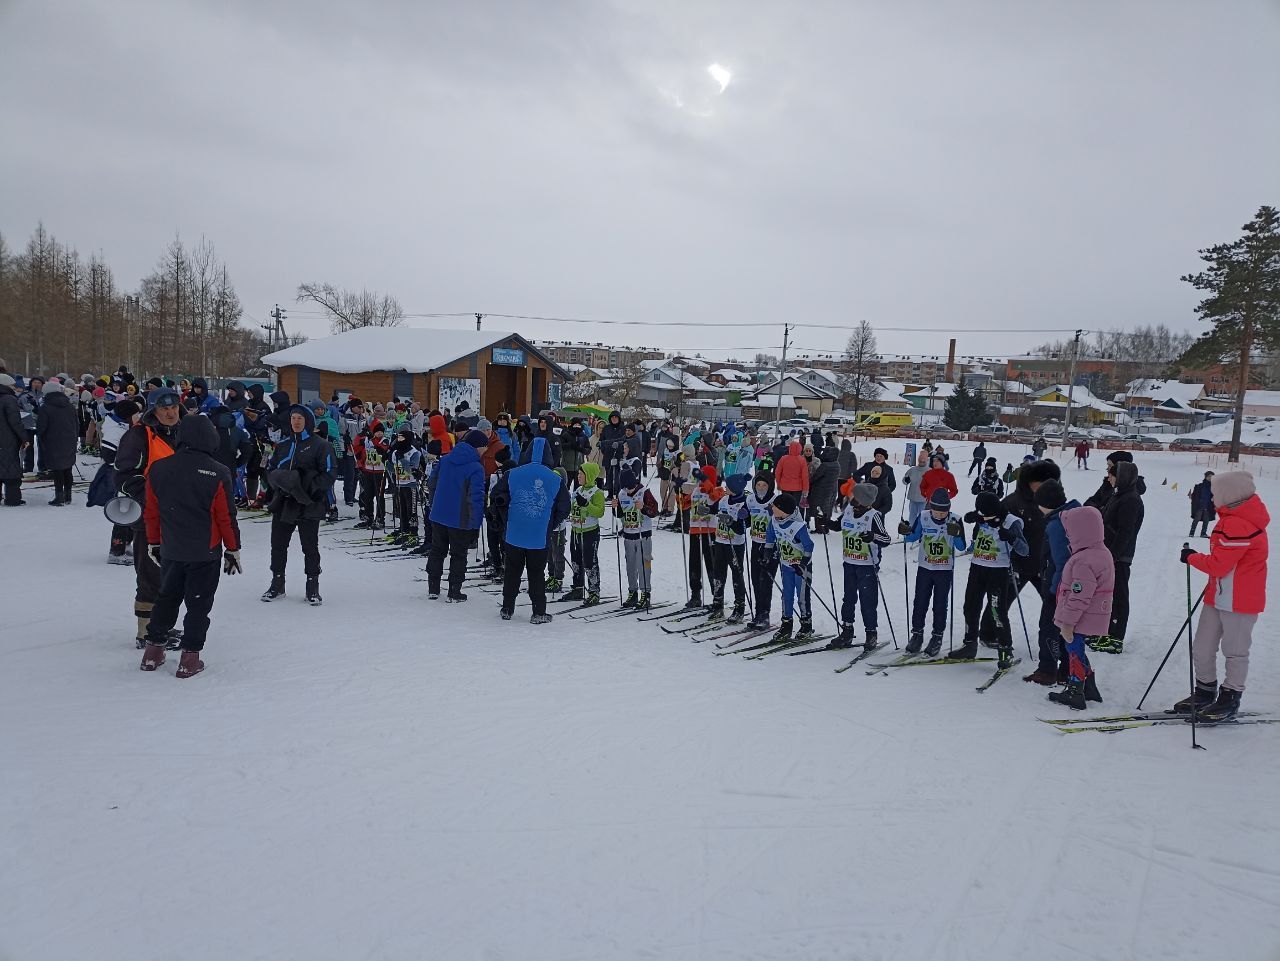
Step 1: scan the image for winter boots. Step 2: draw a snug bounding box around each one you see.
[446,589,468,603]
[305,577,322,607]
[1200,687,1242,722]
[951,637,979,660]
[545,577,562,593]
[684,593,704,610]
[795,618,816,641]
[832,624,857,650]
[563,587,585,602]
[500,608,513,620]
[1024,667,1058,686]
[261,575,286,602]
[726,602,745,624]
[583,592,600,607]
[637,591,652,611]
[862,630,880,652]
[906,631,923,654]
[622,591,638,609]
[771,617,793,643]
[1048,678,1086,711]
[530,612,553,625]
[997,646,1015,671]
[1173,682,1217,715]
[924,634,944,657]
[176,651,205,679]
[139,644,166,671]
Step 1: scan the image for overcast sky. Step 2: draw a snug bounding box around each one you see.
[2,0,1278,361]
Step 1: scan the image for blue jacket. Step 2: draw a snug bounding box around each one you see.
[496,426,520,466]
[501,438,570,549]
[428,440,485,530]
[1043,499,1081,593]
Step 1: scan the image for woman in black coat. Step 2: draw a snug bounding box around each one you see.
[36,383,79,504]
[0,375,26,505]
[807,446,841,532]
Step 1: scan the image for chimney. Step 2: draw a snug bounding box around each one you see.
[945,338,957,382]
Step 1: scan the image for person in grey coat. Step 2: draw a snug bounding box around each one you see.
[0,373,27,505]
[808,446,841,532]
[36,382,80,504]
[836,438,857,488]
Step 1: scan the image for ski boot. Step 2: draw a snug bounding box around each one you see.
[401,534,420,549]
[746,613,769,631]
[427,583,441,600]
[530,613,553,625]
[175,651,205,679]
[446,589,468,603]
[325,507,339,524]
[1047,678,1086,711]
[261,575,286,602]
[1083,674,1103,703]
[1200,686,1241,722]
[726,602,745,625]
[770,618,793,643]
[545,577,562,593]
[862,630,880,653]
[707,598,725,619]
[410,541,430,555]
[905,631,923,654]
[353,519,374,530]
[500,608,513,621]
[997,645,1015,671]
[139,644,166,671]
[924,634,944,657]
[950,636,978,660]
[621,591,638,609]
[684,592,704,610]
[306,577,322,606]
[637,591,652,611]
[563,586,585,602]
[830,624,856,650]
[795,618,816,641]
[1172,682,1217,715]
[583,592,600,608]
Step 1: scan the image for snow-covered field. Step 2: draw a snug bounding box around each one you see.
[2,441,1277,961]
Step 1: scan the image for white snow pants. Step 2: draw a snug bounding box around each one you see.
[1193,604,1257,692]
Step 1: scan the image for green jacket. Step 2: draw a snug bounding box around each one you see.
[570,461,606,532]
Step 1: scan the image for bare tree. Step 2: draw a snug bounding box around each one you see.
[296,281,405,333]
[839,320,881,418]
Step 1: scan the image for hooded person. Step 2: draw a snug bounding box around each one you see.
[971,456,1004,499]
[222,380,247,413]
[1089,459,1145,654]
[899,487,967,656]
[613,463,661,610]
[598,410,627,495]
[1189,470,1216,538]
[1044,505,1112,709]
[1083,450,1145,511]
[452,400,479,432]
[428,412,454,455]
[774,439,810,508]
[0,372,26,505]
[1025,479,1080,685]
[560,416,590,484]
[564,460,607,604]
[493,411,521,466]
[189,377,220,414]
[208,402,255,475]
[764,490,816,642]
[36,380,79,504]
[261,404,336,605]
[808,445,841,533]
[139,413,242,678]
[954,489,1029,667]
[1176,471,1270,721]
[425,428,488,601]
[488,435,570,622]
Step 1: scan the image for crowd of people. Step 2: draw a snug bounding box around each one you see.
[0,358,1267,723]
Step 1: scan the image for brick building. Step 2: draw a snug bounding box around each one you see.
[262,327,568,418]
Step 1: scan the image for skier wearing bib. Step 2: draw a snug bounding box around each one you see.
[745,470,779,630]
[952,490,1028,668]
[613,466,660,609]
[831,482,892,649]
[684,464,723,609]
[765,492,816,642]
[565,461,606,605]
[710,473,751,622]
[899,487,967,656]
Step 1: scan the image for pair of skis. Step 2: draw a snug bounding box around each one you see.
[1041,711,1273,734]
[853,652,1018,690]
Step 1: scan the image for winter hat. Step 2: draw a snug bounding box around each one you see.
[463,429,489,448]
[927,488,952,512]
[42,381,63,396]
[1106,450,1133,465]
[985,457,997,467]
[0,373,14,388]
[1022,460,1062,485]
[975,491,1002,516]
[1210,470,1255,508]
[852,482,878,507]
[619,467,638,490]
[1114,461,1139,490]
[725,473,749,496]
[112,399,141,421]
[701,464,718,485]
[475,417,493,433]
[151,387,181,408]
[1034,479,1066,511]
[873,447,888,459]
[93,386,105,398]
[145,376,164,390]
[773,492,798,516]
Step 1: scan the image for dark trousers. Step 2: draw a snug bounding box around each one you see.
[270,516,322,578]
[110,522,133,554]
[502,545,548,615]
[1036,583,1066,674]
[486,514,505,572]
[395,486,415,534]
[145,557,221,652]
[968,456,982,476]
[911,566,952,638]
[569,527,601,592]
[245,444,269,500]
[841,563,879,631]
[1109,560,1131,640]
[980,570,1036,645]
[50,467,73,502]
[339,454,357,505]
[133,526,162,617]
[427,522,472,592]
[750,541,779,620]
[711,542,746,605]
[22,430,36,473]
[687,532,715,595]
[548,528,566,581]
[2,477,23,504]
[965,564,1014,649]
[359,471,386,522]
[1189,511,1212,537]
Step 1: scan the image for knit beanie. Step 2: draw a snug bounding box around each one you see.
[927,488,952,511]
[773,492,797,515]
[463,429,489,448]
[852,482,878,507]
[1210,470,1255,508]
[112,399,141,422]
[1033,479,1066,511]
[975,491,1002,516]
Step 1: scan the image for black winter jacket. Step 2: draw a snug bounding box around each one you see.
[809,448,840,511]
[598,414,627,464]
[144,415,241,562]
[36,391,79,470]
[1000,460,1059,582]
[1102,463,1145,564]
[0,385,24,481]
[267,405,336,523]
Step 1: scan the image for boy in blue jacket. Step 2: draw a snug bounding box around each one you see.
[765,492,816,642]
[898,488,967,656]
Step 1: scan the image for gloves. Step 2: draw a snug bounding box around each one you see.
[1180,545,1197,565]
[595,476,605,489]
[575,486,592,503]
[897,520,911,535]
[223,550,242,575]
[146,544,162,566]
[997,524,1014,542]
[691,467,705,482]
[946,520,962,537]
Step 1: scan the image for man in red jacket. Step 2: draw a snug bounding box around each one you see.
[1178,470,1269,721]
[774,439,810,510]
[919,454,958,505]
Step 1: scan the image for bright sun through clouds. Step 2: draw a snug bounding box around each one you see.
[707,63,732,93]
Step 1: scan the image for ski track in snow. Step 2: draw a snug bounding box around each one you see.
[1,442,1278,961]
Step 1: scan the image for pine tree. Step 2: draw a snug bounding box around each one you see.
[943,377,989,431]
[1180,206,1280,462]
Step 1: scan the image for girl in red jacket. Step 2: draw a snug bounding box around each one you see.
[1178,470,1270,721]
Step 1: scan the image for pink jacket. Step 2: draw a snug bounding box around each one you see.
[1056,506,1115,636]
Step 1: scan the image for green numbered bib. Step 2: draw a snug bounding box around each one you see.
[921,533,952,566]
[622,506,641,530]
[780,540,805,563]
[717,513,735,539]
[972,529,998,562]
[750,513,769,541]
[842,530,870,561]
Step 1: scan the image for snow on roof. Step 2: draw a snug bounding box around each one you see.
[1123,379,1205,405]
[743,394,799,408]
[1244,390,1280,408]
[999,380,1033,394]
[261,326,552,375]
[1033,384,1125,413]
[714,367,746,378]
[639,358,670,371]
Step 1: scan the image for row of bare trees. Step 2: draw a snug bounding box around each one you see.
[0,223,265,381]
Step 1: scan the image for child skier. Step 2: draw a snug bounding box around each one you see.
[684,464,723,609]
[833,482,892,649]
[566,461,606,604]
[899,488,967,656]
[352,420,389,529]
[971,457,1004,499]
[952,491,1028,669]
[765,492,816,642]
[387,425,422,546]
[711,473,751,622]
[614,466,659,608]
[746,470,779,630]
[1047,505,1111,709]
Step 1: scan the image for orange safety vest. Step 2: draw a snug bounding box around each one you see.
[143,426,175,475]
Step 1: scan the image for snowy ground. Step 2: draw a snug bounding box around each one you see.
[2,441,1278,961]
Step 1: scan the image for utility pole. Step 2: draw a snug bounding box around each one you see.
[775,323,790,424]
[1061,328,1084,449]
[263,304,287,350]
[475,312,483,331]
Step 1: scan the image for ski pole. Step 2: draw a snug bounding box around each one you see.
[1186,543,1204,751]
[1010,570,1033,660]
[613,501,623,600]
[948,565,955,655]
[821,517,840,626]
[796,564,841,625]
[1135,586,1206,710]
[874,566,900,650]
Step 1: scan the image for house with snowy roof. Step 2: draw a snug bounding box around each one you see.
[1120,379,1206,422]
[1030,384,1127,426]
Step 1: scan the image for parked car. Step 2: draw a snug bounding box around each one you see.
[920,424,959,436]
[1246,441,1280,450]
[1170,436,1216,449]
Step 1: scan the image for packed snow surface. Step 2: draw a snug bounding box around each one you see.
[2,441,1278,961]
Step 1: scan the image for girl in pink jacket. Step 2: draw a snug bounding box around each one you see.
[1049,506,1114,710]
